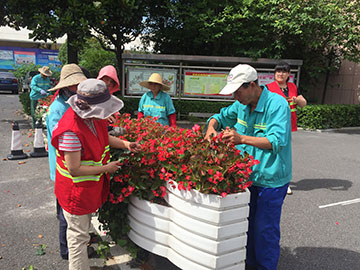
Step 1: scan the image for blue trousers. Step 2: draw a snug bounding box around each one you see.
[246,183,289,270]
[58,202,68,258]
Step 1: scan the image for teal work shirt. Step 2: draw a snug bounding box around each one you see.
[46,94,70,181]
[30,74,51,100]
[138,91,176,126]
[210,86,292,188]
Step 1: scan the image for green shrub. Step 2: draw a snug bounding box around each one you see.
[297,104,360,130]
[118,96,233,120]
[19,92,31,116]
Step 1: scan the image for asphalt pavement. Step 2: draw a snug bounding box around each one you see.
[1,93,360,270]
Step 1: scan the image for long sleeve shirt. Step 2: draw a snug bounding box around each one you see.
[30,74,51,100]
[209,87,292,188]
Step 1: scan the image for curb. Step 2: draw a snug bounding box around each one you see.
[298,126,360,133]
[90,216,140,270]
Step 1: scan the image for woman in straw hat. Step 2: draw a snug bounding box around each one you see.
[138,73,176,126]
[46,63,88,260]
[30,66,53,128]
[51,79,141,270]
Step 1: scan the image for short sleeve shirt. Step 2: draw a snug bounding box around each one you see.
[138,91,176,126]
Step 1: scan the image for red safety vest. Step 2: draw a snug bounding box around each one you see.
[51,108,110,215]
[266,81,298,132]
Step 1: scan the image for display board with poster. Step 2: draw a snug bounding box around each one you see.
[0,46,61,70]
[184,71,228,97]
[127,68,177,95]
[183,70,296,97]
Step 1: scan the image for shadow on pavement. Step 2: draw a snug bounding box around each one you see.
[291,178,352,191]
[279,246,360,270]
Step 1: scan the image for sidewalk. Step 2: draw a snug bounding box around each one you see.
[89,216,136,270]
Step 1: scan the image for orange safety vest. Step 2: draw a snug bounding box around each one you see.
[51,108,110,215]
[266,81,298,132]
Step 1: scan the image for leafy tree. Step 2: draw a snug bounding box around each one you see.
[4,0,151,86]
[4,0,92,63]
[144,0,360,103]
[78,38,117,77]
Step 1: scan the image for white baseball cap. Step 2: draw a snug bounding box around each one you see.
[219,64,258,95]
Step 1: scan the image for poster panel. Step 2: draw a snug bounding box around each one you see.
[0,50,14,70]
[37,50,62,69]
[184,70,296,97]
[128,68,177,95]
[184,71,228,96]
[14,51,36,65]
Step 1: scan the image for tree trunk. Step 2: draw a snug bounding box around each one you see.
[67,32,78,64]
[115,46,124,95]
[321,54,333,104]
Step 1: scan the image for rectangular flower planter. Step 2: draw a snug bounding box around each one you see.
[128,182,250,270]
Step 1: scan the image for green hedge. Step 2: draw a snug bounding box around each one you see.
[18,92,360,130]
[19,92,31,116]
[119,97,233,121]
[297,104,360,130]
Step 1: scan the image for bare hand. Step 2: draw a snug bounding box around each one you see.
[204,127,217,142]
[107,115,116,124]
[222,129,243,145]
[105,161,121,174]
[128,142,141,153]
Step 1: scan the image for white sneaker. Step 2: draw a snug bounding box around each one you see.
[287,186,293,195]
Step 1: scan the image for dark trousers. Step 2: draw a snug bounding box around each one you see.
[58,201,68,258]
[30,99,38,129]
[246,183,289,270]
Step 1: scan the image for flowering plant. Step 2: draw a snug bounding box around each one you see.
[35,95,54,128]
[108,113,259,205]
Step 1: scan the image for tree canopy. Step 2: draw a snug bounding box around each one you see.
[143,0,360,96]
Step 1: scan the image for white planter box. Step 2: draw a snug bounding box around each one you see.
[128,182,250,270]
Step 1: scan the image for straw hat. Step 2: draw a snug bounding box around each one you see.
[67,79,124,119]
[139,73,170,91]
[48,64,87,92]
[38,66,52,77]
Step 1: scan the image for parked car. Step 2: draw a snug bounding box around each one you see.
[22,70,39,93]
[0,72,19,94]
[22,70,58,93]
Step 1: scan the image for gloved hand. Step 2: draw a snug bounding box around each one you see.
[40,89,47,95]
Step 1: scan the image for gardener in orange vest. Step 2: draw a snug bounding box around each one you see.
[266,61,307,195]
[51,79,141,270]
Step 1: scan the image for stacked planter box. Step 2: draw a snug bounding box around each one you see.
[128,183,250,270]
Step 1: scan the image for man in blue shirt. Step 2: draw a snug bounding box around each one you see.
[30,66,52,128]
[205,64,292,270]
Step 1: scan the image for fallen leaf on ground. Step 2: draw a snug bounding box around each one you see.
[18,161,26,165]
[2,244,6,247]
[17,204,21,207]
[2,158,7,161]
[25,144,29,147]
[38,234,43,239]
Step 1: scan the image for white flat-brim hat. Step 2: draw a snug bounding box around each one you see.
[67,79,124,119]
[219,64,258,95]
[139,73,170,91]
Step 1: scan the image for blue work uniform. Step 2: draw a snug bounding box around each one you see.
[46,93,70,259]
[138,91,176,126]
[46,94,70,182]
[30,74,51,100]
[209,86,292,270]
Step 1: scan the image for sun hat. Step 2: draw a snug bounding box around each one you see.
[219,64,258,95]
[48,64,87,92]
[67,79,124,119]
[38,66,53,77]
[139,73,170,91]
